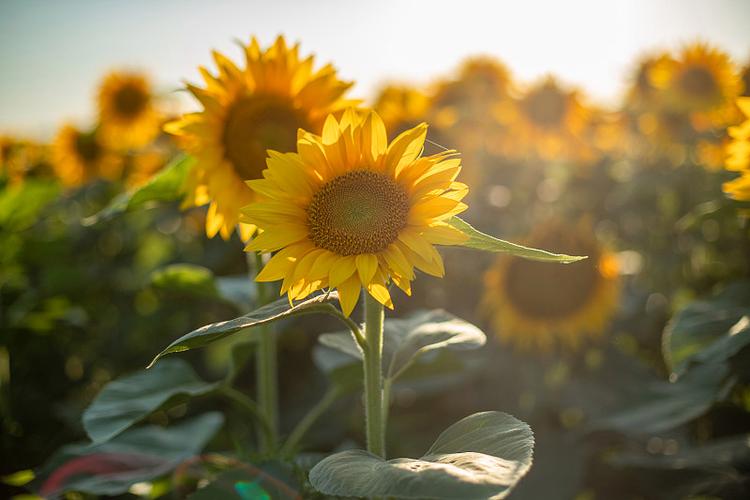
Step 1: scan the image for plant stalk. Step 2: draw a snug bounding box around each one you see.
[363,292,386,458]
[253,252,279,453]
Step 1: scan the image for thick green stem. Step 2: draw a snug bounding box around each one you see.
[363,292,386,458]
[253,252,279,453]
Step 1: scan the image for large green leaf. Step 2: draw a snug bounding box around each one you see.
[663,281,750,375]
[309,411,534,499]
[83,154,194,224]
[595,362,733,435]
[83,359,219,443]
[35,413,223,497]
[149,292,339,368]
[448,217,586,263]
[319,309,485,381]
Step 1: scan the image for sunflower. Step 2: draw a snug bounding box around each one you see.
[625,52,675,111]
[482,220,619,352]
[650,43,741,116]
[240,109,468,316]
[503,77,597,164]
[723,97,750,202]
[165,35,353,240]
[98,71,161,149]
[373,85,430,139]
[51,125,122,187]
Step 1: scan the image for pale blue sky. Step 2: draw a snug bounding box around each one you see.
[1,0,749,136]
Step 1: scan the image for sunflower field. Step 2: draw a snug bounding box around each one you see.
[2,3,750,499]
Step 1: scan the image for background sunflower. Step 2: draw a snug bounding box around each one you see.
[482,219,619,352]
[165,36,353,240]
[97,71,162,149]
[51,124,121,187]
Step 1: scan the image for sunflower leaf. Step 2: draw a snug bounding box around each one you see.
[34,413,223,498]
[82,154,194,225]
[309,411,534,499]
[83,358,219,443]
[150,264,256,311]
[448,217,587,263]
[318,309,485,381]
[149,292,339,368]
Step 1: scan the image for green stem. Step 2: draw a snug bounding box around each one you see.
[363,292,386,458]
[220,385,273,444]
[280,387,341,457]
[252,252,279,453]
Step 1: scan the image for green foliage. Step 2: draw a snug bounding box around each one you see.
[83,154,194,224]
[448,216,586,263]
[83,358,219,443]
[308,411,534,499]
[319,309,486,381]
[150,263,255,309]
[148,292,341,367]
[34,413,223,497]
[663,280,750,375]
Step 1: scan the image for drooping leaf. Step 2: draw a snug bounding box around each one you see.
[35,413,223,498]
[83,359,219,443]
[319,309,485,381]
[309,411,534,499]
[595,362,733,435]
[448,217,586,263]
[83,154,194,225]
[663,281,750,375]
[149,292,339,368]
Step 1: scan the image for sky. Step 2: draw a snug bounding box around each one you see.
[1,0,749,136]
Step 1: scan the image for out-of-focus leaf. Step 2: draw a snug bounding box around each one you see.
[312,345,363,394]
[149,292,339,368]
[448,217,586,263]
[35,413,223,498]
[595,362,733,435]
[309,411,534,499]
[663,281,750,375]
[2,469,35,486]
[83,154,194,224]
[0,180,60,231]
[151,264,256,311]
[319,309,485,381]
[83,359,219,443]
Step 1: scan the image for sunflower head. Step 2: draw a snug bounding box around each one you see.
[98,71,161,149]
[626,52,674,110]
[52,124,121,187]
[241,109,469,316]
[723,97,750,202]
[165,35,353,240]
[505,77,596,163]
[374,85,431,139]
[482,219,619,353]
[650,43,741,114]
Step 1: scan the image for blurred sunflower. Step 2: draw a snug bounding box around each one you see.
[482,220,619,352]
[625,52,674,111]
[651,43,741,117]
[373,85,430,139]
[165,35,353,240]
[98,71,161,149]
[52,125,121,187]
[723,97,750,202]
[241,109,468,316]
[503,77,597,164]
[124,150,167,188]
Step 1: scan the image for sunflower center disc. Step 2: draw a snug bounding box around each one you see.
[74,132,101,163]
[523,86,567,128]
[114,84,148,118]
[223,95,310,181]
[679,67,717,97]
[307,170,409,256]
[505,244,600,320]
